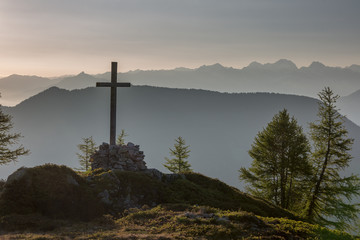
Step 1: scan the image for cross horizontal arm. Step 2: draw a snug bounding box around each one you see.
[96,82,131,87]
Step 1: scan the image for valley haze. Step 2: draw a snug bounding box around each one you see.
[1,59,360,125]
[1,84,360,190]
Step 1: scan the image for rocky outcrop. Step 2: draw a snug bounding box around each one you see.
[88,169,164,215]
[142,168,185,182]
[5,167,29,185]
[0,164,104,220]
[91,142,147,171]
[88,143,189,213]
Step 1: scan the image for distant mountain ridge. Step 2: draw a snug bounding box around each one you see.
[245,59,298,71]
[348,64,360,73]
[1,59,360,123]
[54,72,104,90]
[339,89,360,127]
[2,86,360,189]
[0,75,58,106]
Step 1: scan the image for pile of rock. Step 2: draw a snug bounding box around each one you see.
[91,142,147,171]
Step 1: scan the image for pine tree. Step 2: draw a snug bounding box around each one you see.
[116,129,128,145]
[0,103,29,165]
[77,136,97,171]
[305,87,360,230]
[164,136,192,173]
[239,109,312,211]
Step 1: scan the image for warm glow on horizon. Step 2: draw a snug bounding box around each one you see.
[2,58,359,78]
[1,1,360,78]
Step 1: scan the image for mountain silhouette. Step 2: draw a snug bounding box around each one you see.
[0,75,57,106]
[54,72,106,90]
[339,89,360,126]
[2,86,360,189]
[348,64,360,73]
[2,60,360,107]
[245,59,298,71]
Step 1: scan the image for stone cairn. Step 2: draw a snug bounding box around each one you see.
[91,142,147,171]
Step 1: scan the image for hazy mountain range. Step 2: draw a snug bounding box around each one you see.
[2,59,360,125]
[338,89,360,127]
[0,74,57,106]
[2,86,360,189]
[1,59,360,103]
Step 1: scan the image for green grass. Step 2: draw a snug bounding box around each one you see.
[0,204,356,239]
[260,217,357,240]
[118,205,356,239]
[0,165,296,222]
[165,172,296,219]
[85,169,296,219]
[0,164,357,239]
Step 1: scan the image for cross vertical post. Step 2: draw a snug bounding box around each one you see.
[110,62,117,145]
[96,62,131,145]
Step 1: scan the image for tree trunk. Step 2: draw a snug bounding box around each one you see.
[286,171,293,209]
[307,122,332,219]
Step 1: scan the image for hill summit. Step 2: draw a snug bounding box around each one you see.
[0,164,295,220]
[0,164,354,239]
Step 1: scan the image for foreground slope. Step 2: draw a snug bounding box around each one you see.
[0,165,355,239]
[1,206,356,239]
[0,165,294,219]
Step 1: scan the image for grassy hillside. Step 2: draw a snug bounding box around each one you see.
[0,165,295,219]
[86,168,296,219]
[0,164,357,239]
[0,205,356,239]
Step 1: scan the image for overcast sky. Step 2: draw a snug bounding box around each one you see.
[0,0,359,77]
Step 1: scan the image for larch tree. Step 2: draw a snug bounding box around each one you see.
[239,109,312,211]
[0,101,29,165]
[164,136,192,174]
[116,129,128,145]
[77,136,97,171]
[305,87,360,230]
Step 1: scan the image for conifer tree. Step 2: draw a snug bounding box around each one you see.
[164,136,192,173]
[305,87,360,230]
[116,129,128,145]
[0,102,29,165]
[239,109,312,211]
[77,136,97,171]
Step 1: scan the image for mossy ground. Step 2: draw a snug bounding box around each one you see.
[0,205,357,239]
[166,173,295,218]
[82,168,296,219]
[0,165,357,239]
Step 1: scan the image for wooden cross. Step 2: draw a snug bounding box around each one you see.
[96,62,131,145]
